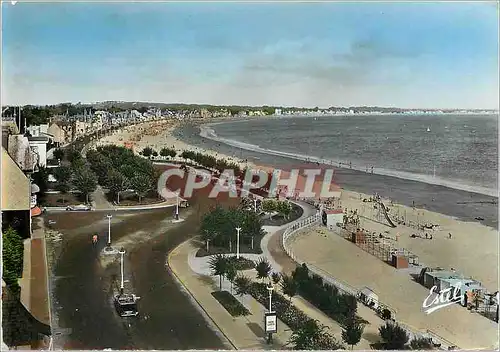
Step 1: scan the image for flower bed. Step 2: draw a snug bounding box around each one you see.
[226,256,256,271]
[211,290,250,317]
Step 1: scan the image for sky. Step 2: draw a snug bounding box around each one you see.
[1,1,499,109]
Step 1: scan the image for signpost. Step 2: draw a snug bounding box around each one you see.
[265,281,276,344]
[265,312,277,334]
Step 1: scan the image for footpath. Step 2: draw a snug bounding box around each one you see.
[168,239,292,350]
[19,218,51,327]
[168,200,383,350]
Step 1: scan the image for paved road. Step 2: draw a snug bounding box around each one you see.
[46,207,226,349]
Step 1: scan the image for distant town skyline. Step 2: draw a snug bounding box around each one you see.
[2,2,499,109]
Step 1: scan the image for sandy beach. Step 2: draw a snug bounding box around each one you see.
[96,120,257,171]
[288,226,498,350]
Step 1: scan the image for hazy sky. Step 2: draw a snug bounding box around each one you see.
[2,2,499,109]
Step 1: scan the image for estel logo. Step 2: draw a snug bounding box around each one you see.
[422,284,462,315]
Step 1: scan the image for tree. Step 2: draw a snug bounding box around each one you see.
[54,166,72,203]
[281,273,298,307]
[160,147,177,158]
[341,317,364,349]
[2,227,24,289]
[271,272,281,285]
[208,254,228,291]
[255,257,271,281]
[53,166,72,184]
[32,166,50,197]
[225,261,238,294]
[277,200,292,219]
[262,199,277,214]
[53,148,65,161]
[130,174,153,203]
[234,275,252,296]
[106,170,129,203]
[288,319,334,350]
[410,337,434,350]
[378,322,409,350]
[120,164,136,179]
[141,146,154,157]
[67,147,82,163]
[72,168,98,204]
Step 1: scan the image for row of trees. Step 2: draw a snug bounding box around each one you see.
[48,145,159,204]
[200,206,265,252]
[52,149,98,203]
[180,150,243,176]
[2,228,24,295]
[140,146,177,158]
[86,145,159,203]
[261,199,293,219]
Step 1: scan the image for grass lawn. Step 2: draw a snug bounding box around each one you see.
[211,290,250,317]
[195,234,264,257]
[105,190,165,206]
[41,192,84,207]
[261,202,304,226]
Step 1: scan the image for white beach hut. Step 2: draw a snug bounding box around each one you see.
[359,287,379,309]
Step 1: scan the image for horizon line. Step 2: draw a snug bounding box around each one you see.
[2,101,498,111]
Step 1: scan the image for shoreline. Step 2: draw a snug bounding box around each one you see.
[173,122,498,230]
[198,121,496,198]
[94,119,498,229]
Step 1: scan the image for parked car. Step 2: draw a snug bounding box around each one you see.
[66,204,92,211]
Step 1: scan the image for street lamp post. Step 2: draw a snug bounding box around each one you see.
[107,214,112,247]
[236,227,241,259]
[119,248,126,295]
[266,280,274,344]
[175,194,179,220]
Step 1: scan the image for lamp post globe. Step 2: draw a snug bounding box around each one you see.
[106,214,113,246]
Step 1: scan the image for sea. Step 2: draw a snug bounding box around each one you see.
[173,113,499,228]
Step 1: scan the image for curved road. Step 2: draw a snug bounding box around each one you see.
[47,178,235,349]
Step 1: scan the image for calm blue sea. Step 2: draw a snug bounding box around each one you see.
[203,114,498,197]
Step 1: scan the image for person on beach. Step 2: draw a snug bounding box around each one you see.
[448,232,452,239]
[371,166,374,174]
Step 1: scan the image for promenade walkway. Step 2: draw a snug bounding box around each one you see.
[262,202,384,349]
[168,240,291,350]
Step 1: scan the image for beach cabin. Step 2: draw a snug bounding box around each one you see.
[423,270,462,290]
[322,209,343,229]
[439,277,474,293]
[359,287,379,309]
[459,282,486,307]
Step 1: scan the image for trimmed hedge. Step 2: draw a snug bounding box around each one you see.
[292,264,366,326]
[211,290,250,317]
[248,282,344,349]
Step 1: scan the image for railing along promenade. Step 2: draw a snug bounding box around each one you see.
[281,210,458,350]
